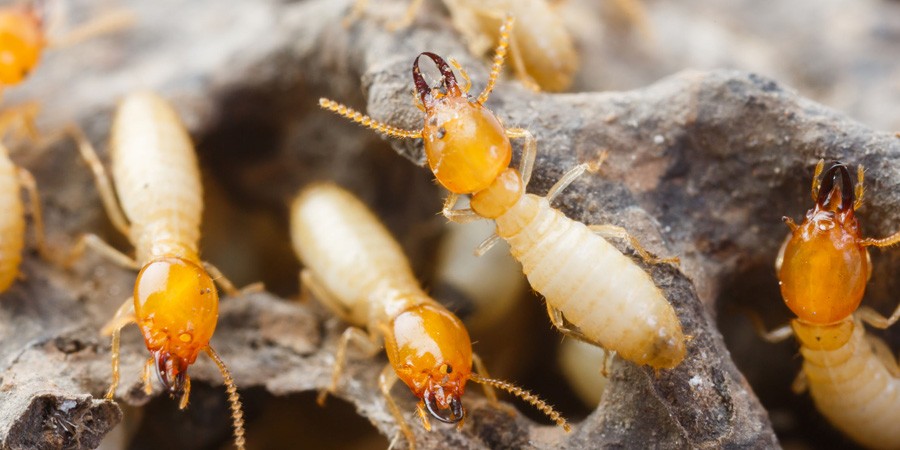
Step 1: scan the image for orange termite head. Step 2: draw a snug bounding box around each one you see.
[777,162,870,325]
[0,3,45,86]
[412,52,512,195]
[133,257,219,395]
[384,303,473,424]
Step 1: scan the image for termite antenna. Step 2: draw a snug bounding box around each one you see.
[318,98,422,139]
[205,346,247,450]
[469,373,571,432]
[477,14,514,105]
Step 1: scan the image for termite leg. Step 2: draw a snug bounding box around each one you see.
[476,15,514,105]
[505,127,536,187]
[379,363,417,450]
[101,297,136,336]
[67,125,130,236]
[0,102,41,142]
[386,0,424,31]
[810,159,825,202]
[546,303,600,346]
[319,99,422,139]
[45,9,135,49]
[546,163,589,204]
[865,334,900,377]
[66,233,139,270]
[545,153,608,204]
[588,224,680,268]
[301,270,355,322]
[471,353,498,404]
[318,326,380,406]
[743,309,794,343]
[202,261,263,297]
[474,233,501,257]
[600,349,613,378]
[415,401,431,431]
[16,167,50,260]
[504,27,540,92]
[442,193,483,224]
[791,370,808,394]
[857,304,900,329]
[103,297,136,399]
[141,357,154,395]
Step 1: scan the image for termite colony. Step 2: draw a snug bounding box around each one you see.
[0,0,896,449]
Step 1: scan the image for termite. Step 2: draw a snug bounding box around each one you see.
[346,0,578,92]
[67,92,250,450]
[291,183,569,449]
[320,16,686,369]
[757,161,900,449]
[0,0,132,93]
[0,105,48,293]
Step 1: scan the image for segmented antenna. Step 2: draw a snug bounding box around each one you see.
[318,98,422,139]
[206,347,247,450]
[469,373,571,432]
[477,15,514,105]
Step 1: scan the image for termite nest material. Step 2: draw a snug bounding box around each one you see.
[1,0,897,449]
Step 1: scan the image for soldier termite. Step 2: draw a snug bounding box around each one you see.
[67,92,252,450]
[757,161,900,449]
[346,0,578,92]
[319,16,686,369]
[291,183,570,449]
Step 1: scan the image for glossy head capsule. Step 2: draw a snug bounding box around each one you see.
[0,7,43,86]
[415,52,512,194]
[778,163,870,325]
[134,257,218,393]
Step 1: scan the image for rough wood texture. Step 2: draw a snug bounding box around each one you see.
[1,0,897,448]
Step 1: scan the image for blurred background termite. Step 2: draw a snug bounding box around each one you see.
[0,0,132,96]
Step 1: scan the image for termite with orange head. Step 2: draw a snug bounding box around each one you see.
[0,1,44,88]
[291,183,570,449]
[755,161,900,449]
[66,92,256,450]
[0,0,133,94]
[319,15,686,370]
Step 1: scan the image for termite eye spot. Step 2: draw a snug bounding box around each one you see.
[437,127,446,139]
[446,364,452,374]
[179,333,192,343]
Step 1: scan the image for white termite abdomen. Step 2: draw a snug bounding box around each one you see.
[0,146,24,292]
[291,184,429,326]
[495,193,685,368]
[109,92,203,264]
[801,319,900,449]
